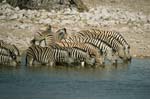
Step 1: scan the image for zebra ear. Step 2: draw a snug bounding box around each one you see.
[56,28,67,35]
[46,25,52,33]
[30,39,36,45]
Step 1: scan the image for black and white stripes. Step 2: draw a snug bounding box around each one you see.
[26,45,54,66]
[32,26,67,46]
[0,40,20,66]
[77,29,131,61]
[66,34,117,64]
[26,28,131,67]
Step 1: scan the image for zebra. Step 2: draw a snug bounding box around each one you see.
[0,40,20,56]
[63,45,96,67]
[0,40,21,63]
[33,25,52,46]
[0,47,14,56]
[56,40,104,65]
[66,34,118,64]
[77,29,131,61]
[26,45,73,66]
[48,44,74,66]
[32,27,67,47]
[0,47,18,66]
[26,45,54,66]
[50,43,95,67]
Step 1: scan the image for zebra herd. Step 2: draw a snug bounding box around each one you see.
[0,25,131,67]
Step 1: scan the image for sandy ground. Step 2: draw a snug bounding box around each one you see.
[0,1,150,58]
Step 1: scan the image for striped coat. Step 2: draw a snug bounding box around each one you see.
[66,35,117,64]
[56,41,104,65]
[77,29,131,61]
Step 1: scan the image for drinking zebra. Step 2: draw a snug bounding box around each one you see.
[77,29,131,61]
[26,45,73,66]
[0,40,20,56]
[0,55,18,66]
[0,47,18,66]
[64,45,96,67]
[51,42,96,66]
[66,34,117,64]
[0,40,21,64]
[56,40,104,65]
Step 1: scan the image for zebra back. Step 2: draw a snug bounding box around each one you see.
[78,29,124,50]
[77,29,129,60]
[57,41,104,65]
[32,27,67,47]
[50,44,74,65]
[68,47,95,66]
[66,35,117,64]
[79,29,129,47]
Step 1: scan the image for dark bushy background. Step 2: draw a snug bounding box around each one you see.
[0,0,88,12]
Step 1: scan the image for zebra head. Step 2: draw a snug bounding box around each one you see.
[11,45,21,64]
[46,25,52,33]
[117,46,127,60]
[118,45,132,62]
[124,45,132,61]
[12,45,20,56]
[85,52,96,66]
[86,57,96,66]
[9,50,20,66]
[55,28,67,41]
[105,48,118,64]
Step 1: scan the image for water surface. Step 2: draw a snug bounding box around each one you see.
[0,58,150,99]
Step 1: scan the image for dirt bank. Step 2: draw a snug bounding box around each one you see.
[0,2,150,57]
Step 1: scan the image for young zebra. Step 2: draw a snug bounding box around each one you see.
[26,45,73,66]
[32,27,67,46]
[56,40,104,65]
[78,29,131,61]
[66,34,117,64]
[33,25,52,46]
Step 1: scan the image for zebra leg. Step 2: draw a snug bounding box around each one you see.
[47,61,55,67]
[26,55,34,66]
[124,48,132,62]
[106,48,117,64]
